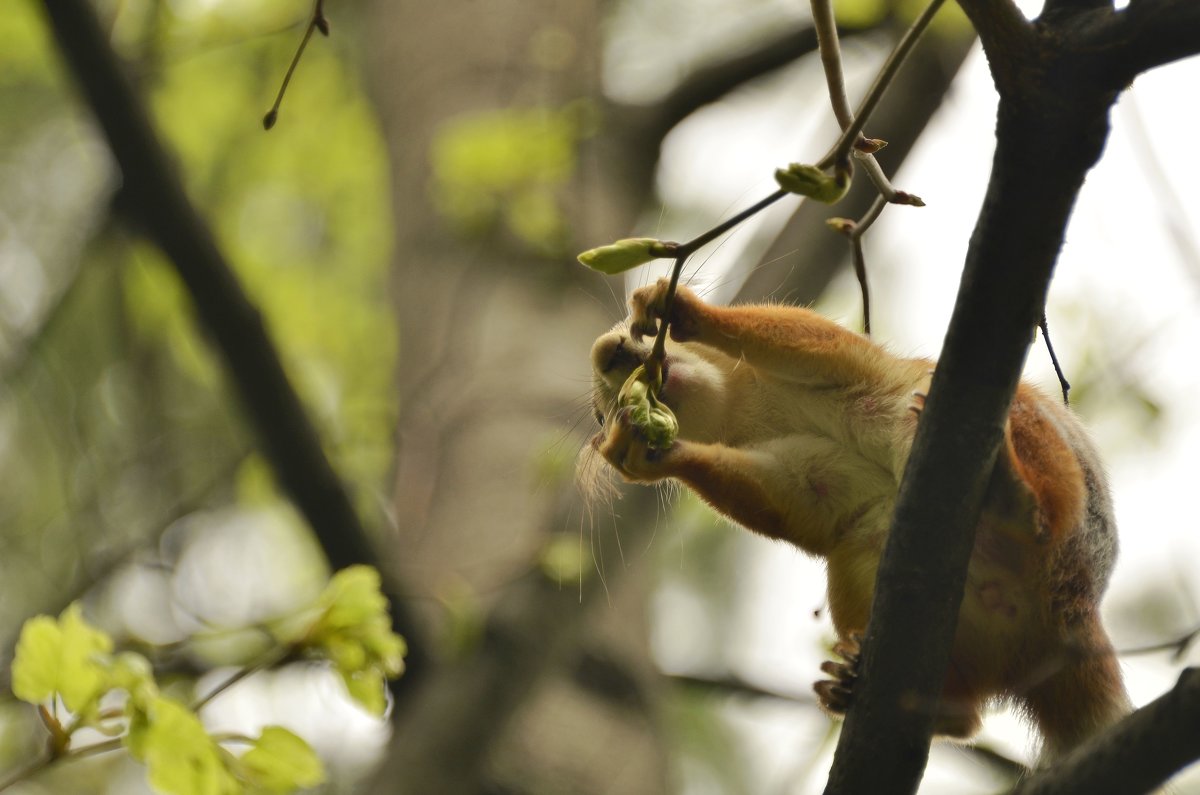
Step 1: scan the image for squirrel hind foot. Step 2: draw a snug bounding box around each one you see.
[814,632,863,716]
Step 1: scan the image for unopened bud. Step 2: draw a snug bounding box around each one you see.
[577,238,676,275]
[315,15,331,36]
[854,137,888,154]
[892,190,925,207]
[826,217,856,235]
[775,163,851,204]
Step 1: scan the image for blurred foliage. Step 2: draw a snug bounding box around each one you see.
[430,101,598,254]
[8,566,405,793]
[663,686,752,795]
[1,1,397,788]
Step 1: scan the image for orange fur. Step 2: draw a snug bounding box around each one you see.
[583,279,1129,761]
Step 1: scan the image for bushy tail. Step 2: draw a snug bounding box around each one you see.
[1023,626,1131,762]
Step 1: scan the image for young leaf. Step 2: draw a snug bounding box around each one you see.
[340,668,389,717]
[12,603,114,715]
[239,726,325,794]
[125,695,241,795]
[110,651,159,708]
[296,566,407,715]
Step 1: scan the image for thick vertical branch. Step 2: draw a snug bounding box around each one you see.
[823,21,1121,795]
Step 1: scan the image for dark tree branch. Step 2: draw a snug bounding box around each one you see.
[954,0,1031,70]
[607,22,870,198]
[641,24,856,145]
[825,5,1132,794]
[1039,0,1111,24]
[1079,0,1200,88]
[37,0,427,685]
[1012,668,1200,795]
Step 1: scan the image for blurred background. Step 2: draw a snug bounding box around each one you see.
[1,0,1199,792]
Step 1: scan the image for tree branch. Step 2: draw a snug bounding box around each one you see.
[608,22,871,192]
[954,0,1031,67]
[1039,0,1111,24]
[1012,668,1200,795]
[37,0,427,684]
[823,19,1121,795]
[1079,0,1200,88]
[636,24,858,146]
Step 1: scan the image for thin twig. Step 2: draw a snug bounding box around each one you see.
[191,662,263,713]
[263,0,329,130]
[646,253,688,388]
[850,195,887,334]
[192,644,292,713]
[809,0,907,202]
[1119,623,1200,662]
[677,189,790,258]
[0,753,53,793]
[1038,314,1071,405]
[643,190,790,385]
[810,0,857,132]
[634,0,947,383]
[820,0,948,170]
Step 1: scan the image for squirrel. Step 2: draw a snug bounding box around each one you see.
[581,277,1130,760]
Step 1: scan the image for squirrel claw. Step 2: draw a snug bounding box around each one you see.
[908,389,927,417]
[815,632,863,716]
[629,318,658,343]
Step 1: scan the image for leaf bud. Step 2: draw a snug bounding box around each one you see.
[891,190,925,207]
[577,238,677,275]
[774,163,851,204]
[854,137,888,154]
[826,217,856,236]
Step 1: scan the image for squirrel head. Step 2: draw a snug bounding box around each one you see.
[588,324,730,444]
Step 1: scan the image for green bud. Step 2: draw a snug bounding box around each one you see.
[826,217,856,235]
[774,163,850,204]
[618,365,678,449]
[577,238,676,275]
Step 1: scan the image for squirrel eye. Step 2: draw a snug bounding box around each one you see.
[593,408,605,427]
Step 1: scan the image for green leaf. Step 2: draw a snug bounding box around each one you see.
[111,651,159,710]
[12,603,114,715]
[239,727,325,794]
[340,668,388,717]
[577,238,675,275]
[291,566,407,714]
[316,566,390,630]
[126,696,241,795]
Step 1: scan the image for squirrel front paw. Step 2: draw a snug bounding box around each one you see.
[813,632,863,717]
[594,406,675,481]
[628,278,702,343]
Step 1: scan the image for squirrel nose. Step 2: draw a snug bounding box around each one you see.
[591,332,644,376]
